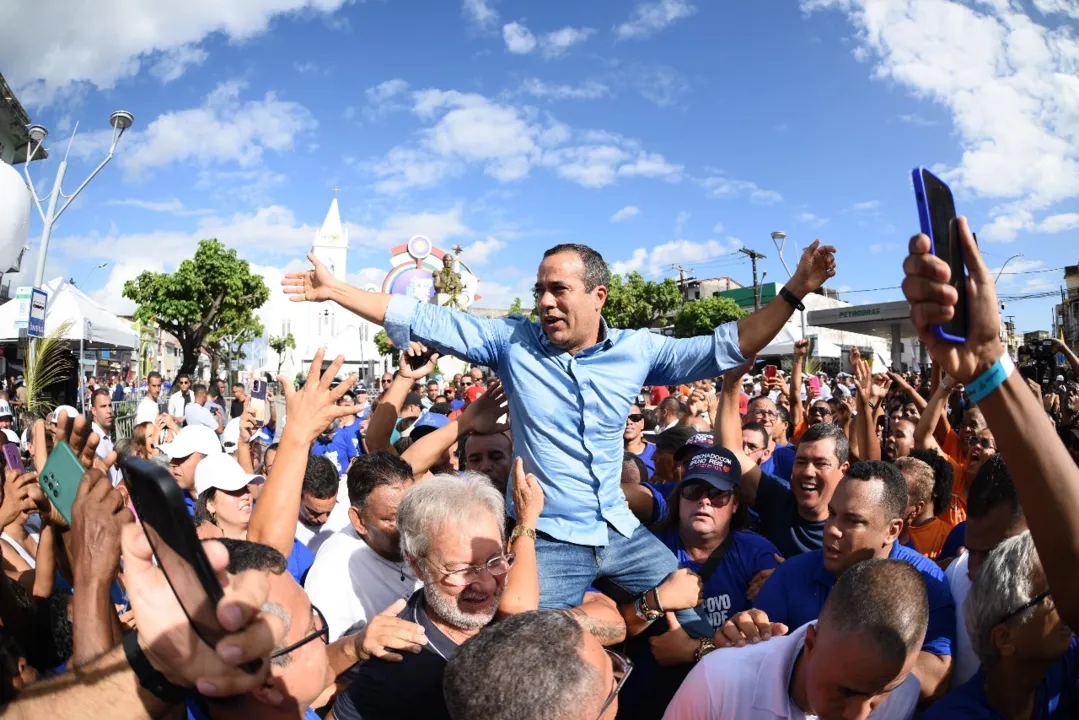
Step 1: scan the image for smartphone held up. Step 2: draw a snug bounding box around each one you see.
[912,168,969,343]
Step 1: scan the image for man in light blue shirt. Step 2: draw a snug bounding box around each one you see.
[283,241,836,628]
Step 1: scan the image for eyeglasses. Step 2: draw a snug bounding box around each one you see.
[461,381,474,387]
[381,378,393,384]
[680,483,734,506]
[438,553,516,587]
[809,405,832,417]
[596,649,633,718]
[995,590,1052,626]
[749,409,777,419]
[271,604,329,660]
[966,436,996,450]
[627,414,644,423]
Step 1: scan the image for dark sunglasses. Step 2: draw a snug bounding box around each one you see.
[809,405,832,416]
[996,590,1051,626]
[381,378,393,384]
[271,604,329,660]
[627,414,644,423]
[966,436,996,450]
[680,483,734,506]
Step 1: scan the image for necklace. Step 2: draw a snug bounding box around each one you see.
[370,549,409,582]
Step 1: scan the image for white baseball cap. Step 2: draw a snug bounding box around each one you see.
[194,453,265,497]
[1,429,18,444]
[0,400,12,419]
[159,425,223,460]
[48,405,80,424]
[221,417,242,454]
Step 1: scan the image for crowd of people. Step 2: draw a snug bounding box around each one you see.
[0,220,1076,719]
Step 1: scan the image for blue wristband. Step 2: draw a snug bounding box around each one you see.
[965,353,1015,404]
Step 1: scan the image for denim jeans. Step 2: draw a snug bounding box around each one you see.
[535,523,714,639]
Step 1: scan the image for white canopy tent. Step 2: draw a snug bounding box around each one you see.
[0,277,138,349]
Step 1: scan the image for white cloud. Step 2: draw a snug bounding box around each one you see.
[674,211,691,236]
[899,113,937,127]
[869,242,898,254]
[76,81,316,177]
[611,206,640,222]
[794,211,829,227]
[368,88,682,192]
[149,44,208,84]
[89,259,165,316]
[1032,0,1079,21]
[503,22,537,54]
[461,236,506,265]
[712,221,724,233]
[612,238,740,277]
[519,78,610,101]
[615,0,697,40]
[107,198,212,216]
[633,66,690,107]
[1037,213,1079,234]
[846,200,880,212]
[463,0,499,28]
[0,0,350,105]
[367,79,410,104]
[502,22,593,58]
[805,0,1079,242]
[700,173,783,204]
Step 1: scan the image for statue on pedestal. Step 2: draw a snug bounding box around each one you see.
[432,253,465,310]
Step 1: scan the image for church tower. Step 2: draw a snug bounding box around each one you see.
[312,191,348,282]
[309,193,349,349]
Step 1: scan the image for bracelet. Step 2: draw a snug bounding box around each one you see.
[695,638,718,663]
[123,629,191,704]
[510,525,536,542]
[965,353,1016,404]
[650,587,665,614]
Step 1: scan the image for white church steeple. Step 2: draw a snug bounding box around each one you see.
[312,190,348,282]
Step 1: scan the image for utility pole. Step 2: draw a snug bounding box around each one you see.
[738,248,767,311]
[674,264,688,301]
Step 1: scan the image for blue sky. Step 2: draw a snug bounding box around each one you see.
[3,0,1077,335]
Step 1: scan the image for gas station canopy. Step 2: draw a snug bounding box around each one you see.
[807,301,919,368]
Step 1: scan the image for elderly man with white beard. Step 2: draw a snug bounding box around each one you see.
[330,472,511,720]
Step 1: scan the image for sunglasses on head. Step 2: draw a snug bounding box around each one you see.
[680,482,734,506]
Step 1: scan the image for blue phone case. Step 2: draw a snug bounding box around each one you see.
[911,167,966,343]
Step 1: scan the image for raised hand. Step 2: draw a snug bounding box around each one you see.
[398,342,440,381]
[869,374,891,403]
[122,524,286,698]
[902,216,1004,383]
[463,381,509,435]
[277,348,364,446]
[70,468,133,585]
[511,457,544,529]
[791,239,838,295]
[282,253,338,303]
[793,338,810,359]
[0,468,39,529]
[723,356,758,390]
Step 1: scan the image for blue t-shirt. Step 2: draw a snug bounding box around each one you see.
[312,430,357,474]
[760,443,796,484]
[336,420,365,458]
[634,443,657,478]
[287,537,314,586]
[941,521,966,559]
[187,698,320,719]
[754,541,956,658]
[924,637,1079,719]
[755,471,824,558]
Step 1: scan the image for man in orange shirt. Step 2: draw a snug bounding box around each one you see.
[896,456,952,559]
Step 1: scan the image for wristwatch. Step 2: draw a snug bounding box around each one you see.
[510,525,536,542]
[695,638,718,663]
[635,590,663,623]
[123,630,190,704]
[779,286,805,311]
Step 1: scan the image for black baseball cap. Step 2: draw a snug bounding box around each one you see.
[681,447,742,492]
[674,431,714,463]
[655,425,697,453]
[403,392,423,409]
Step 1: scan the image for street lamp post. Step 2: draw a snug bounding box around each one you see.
[22,111,134,288]
[770,230,807,339]
[78,261,108,288]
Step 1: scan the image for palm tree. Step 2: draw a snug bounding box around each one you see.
[23,320,75,420]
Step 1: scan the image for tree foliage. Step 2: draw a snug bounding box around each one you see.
[673,296,746,338]
[269,333,297,374]
[506,297,525,317]
[123,239,269,375]
[604,271,683,329]
[373,329,400,368]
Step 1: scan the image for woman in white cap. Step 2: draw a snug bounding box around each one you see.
[193,453,262,541]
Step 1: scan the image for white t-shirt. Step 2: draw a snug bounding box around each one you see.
[168,392,189,421]
[945,552,979,686]
[1,533,35,569]
[136,396,161,425]
[185,402,219,432]
[304,525,421,643]
[92,422,121,486]
[663,622,920,720]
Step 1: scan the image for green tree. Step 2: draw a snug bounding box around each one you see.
[374,329,394,357]
[123,239,270,376]
[604,271,684,329]
[269,333,297,374]
[673,296,746,338]
[506,297,525,317]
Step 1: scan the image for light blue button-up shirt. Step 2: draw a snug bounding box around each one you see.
[384,295,746,546]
